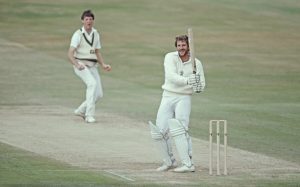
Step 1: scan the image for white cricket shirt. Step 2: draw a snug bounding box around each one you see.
[162,51,205,95]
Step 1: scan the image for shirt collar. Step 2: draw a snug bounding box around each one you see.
[81,27,96,35]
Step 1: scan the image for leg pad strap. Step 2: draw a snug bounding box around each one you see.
[169,119,186,137]
[149,121,163,140]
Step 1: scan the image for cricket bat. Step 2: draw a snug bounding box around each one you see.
[188,28,202,93]
[188,28,196,74]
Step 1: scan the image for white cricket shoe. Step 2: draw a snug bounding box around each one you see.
[85,116,96,123]
[156,164,172,172]
[173,165,195,173]
[74,109,85,118]
[156,159,177,172]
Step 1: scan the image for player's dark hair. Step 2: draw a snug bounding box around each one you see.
[175,35,189,47]
[81,10,94,20]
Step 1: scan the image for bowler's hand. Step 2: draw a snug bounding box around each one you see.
[75,63,85,71]
[102,64,112,71]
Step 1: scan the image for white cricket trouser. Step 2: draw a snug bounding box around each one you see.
[156,94,193,156]
[73,65,103,117]
[156,95,191,133]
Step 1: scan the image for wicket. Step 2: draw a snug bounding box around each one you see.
[209,120,228,176]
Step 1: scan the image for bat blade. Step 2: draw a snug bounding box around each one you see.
[188,28,196,74]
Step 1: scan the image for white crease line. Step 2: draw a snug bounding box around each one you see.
[104,170,135,182]
[2,168,136,181]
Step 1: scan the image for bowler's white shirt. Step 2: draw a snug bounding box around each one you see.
[70,27,101,49]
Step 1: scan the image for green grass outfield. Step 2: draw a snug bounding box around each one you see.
[0,0,300,186]
[0,143,127,187]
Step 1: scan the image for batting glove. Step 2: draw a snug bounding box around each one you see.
[187,74,200,85]
[193,82,204,93]
[187,74,203,93]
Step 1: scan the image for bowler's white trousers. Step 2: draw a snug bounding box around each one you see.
[156,93,193,156]
[73,65,103,117]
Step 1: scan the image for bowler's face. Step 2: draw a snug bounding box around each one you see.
[176,40,189,57]
[82,16,94,32]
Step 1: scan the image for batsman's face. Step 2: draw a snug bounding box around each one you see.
[82,16,94,32]
[176,41,189,57]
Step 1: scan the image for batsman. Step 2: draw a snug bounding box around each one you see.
[149,29,205,173]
